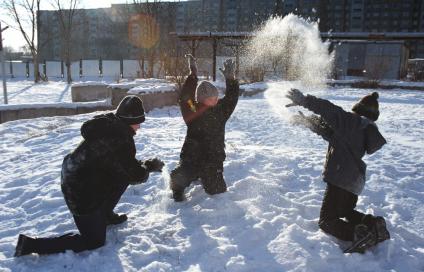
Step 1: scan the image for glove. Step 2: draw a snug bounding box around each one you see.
[290,111,307,125]
[185,54,197,76]
[219,59,235,80]
[144,158,165,172]
[285,88,306,107]
[291,111,333,141]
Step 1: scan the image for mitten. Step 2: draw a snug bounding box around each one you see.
[185,54,197,76]
[144,158,165,172]
[219,59,236,80]
[286,88,306,107]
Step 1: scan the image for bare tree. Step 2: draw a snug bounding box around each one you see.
[2,0,41,82]
[132,0,170,78]
[133,1,157,78]
[51,0,79,83]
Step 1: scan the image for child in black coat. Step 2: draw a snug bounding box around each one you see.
[286,89,390,253]
[170,55,239,201]
[14,96,164,256]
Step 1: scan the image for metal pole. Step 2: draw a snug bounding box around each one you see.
[212,38,217,81]
[191,40,196,57]
[235,45,240,78]
[0,21,8,104]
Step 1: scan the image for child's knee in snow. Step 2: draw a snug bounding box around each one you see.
[85,237,106,250]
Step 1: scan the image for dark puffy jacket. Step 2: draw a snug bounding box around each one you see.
[61,113,149,216]
[302,95,386,195]
[178,75,239,166]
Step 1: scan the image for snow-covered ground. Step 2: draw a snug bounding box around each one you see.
[0,81,424,271]
[0,80,72,105]
[0,77,177,106]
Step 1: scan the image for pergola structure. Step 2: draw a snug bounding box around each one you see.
[174,32,252,81]
[174,31,424,81]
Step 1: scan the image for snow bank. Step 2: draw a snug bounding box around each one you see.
[72,81,109,87]
[109,79,177,94]
[0,100,110,111]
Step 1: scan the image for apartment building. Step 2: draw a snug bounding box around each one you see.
[37,0,424,60]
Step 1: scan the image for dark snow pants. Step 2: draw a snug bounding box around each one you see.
[27,182,128,255]
[318,183,365,241]
[170,162,227,195]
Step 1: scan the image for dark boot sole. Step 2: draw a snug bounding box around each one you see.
[172,191,185,202]
[107,214,128,226]
[14,234,31,257]
[344,232,376,254]
[374,216,390,243]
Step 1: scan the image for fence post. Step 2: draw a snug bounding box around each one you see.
[26,62,29,78]
[99,57,103,77]
[9,58,13,78]
[79,59,83,77]
[61,60,64,78]
[120,59,123,78]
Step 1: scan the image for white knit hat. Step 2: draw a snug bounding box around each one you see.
[195,81,218,102]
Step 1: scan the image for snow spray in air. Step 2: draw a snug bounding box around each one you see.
[243,14,334,88]
[243,14,334,120]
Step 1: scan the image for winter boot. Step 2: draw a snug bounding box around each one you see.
[344,224,377,254]
[172,189,185,202]
[107,212,128,225]
[362,215,390,244]
[373,216,390,243]
[14,234,36,257]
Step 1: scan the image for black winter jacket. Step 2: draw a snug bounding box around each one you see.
[178,75,239,166]
[61,113,149,216]
[302,95,386,195]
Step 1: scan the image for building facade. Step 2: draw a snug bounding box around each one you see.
[175,0,276,33]
[38,3,177,61]
[37,0,424,61]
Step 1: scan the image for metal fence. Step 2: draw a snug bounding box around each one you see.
[4,59,154,79]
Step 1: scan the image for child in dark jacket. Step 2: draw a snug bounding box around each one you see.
[14,95,164,257]
[286,89,390,253]
[170,55,239,202]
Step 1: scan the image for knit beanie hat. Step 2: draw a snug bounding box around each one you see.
[195,81,218,103]
[352,92,380,121]
[115,95,146,125]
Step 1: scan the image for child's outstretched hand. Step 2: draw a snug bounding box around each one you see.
[219,59,235,80]
[290,111,307,125]
[286,88,306,107]
[185,54,197,76]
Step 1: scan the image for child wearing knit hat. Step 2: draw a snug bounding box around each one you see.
[170,55,240,201]
[14,95,164,257]
[286,89,390,254]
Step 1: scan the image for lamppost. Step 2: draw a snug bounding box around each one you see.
[0,21,10,104]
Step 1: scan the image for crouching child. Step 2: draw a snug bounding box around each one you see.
[286,89,390,253]
[14,95,164,257]
[170,55,240,201]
